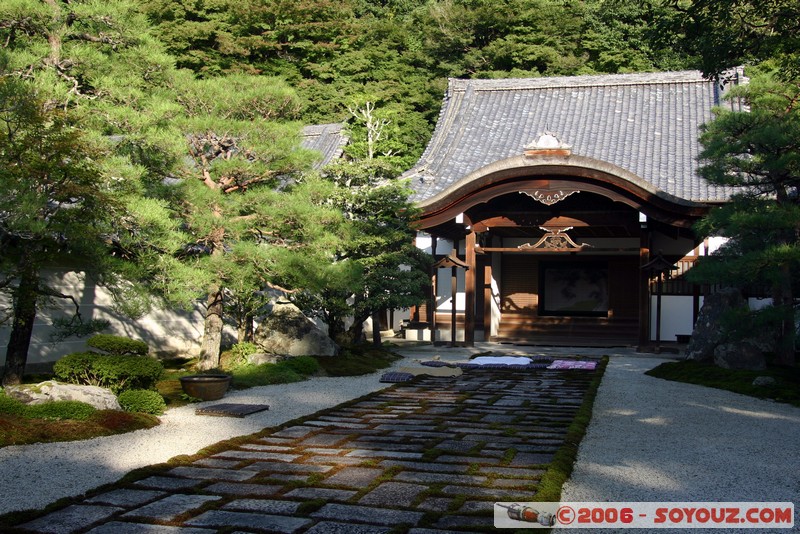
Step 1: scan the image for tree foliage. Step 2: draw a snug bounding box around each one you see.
[681,0,800,79]
[690,66,800,365]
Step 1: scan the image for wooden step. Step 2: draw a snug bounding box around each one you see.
[496,314,638,346]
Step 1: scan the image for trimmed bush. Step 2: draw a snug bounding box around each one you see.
[87,334,149,356]
[54,352,164,393]
[118,389,167,415]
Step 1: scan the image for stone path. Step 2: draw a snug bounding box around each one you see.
[14,365,598,533]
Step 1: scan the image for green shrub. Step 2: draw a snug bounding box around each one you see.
[118,389,167,415]
[0,391,96,420]
[87,334,149,356]
[54,352,164,393]
[26,401,96,421]
[282,356,320,376]
[230,363,303,388]
[230,342,259,360]
[0,390,26,416]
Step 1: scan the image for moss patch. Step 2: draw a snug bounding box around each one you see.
[645,360,800,407]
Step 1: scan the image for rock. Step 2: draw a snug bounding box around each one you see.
[246,353,282,365]
[254,301,339,357]
[4,381,122,410]
[752,376,777,387]
[713,341,767,371]
[685,288,746,363]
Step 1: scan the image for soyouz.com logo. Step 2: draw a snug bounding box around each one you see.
[494,502,795,529]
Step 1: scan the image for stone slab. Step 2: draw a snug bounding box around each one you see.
[394,472,488,486]
[167,466,257,482]
[358,482,427,507]
[311,503,424,526]
[86,522,215,534]
[133,476,204,491]
[322,467,384,488]
[187,510,312,533]
[345,449,423,460]
[222,499,300,514]
[203,482,283,496]
[123,494,221,521]
[21,505,124,534]
[284,487,358,501]
[304,522,392,534]
[212,450,299,462]
[271,426,319,438]
[85,489,165,508]
[244,462,333,474]
[195,403,269,417]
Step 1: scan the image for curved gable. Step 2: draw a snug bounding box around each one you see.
[416,154,711,229]
[405,71,738,211]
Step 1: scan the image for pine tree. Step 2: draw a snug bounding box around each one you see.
[690,66,800,366]
[0,1,198,384]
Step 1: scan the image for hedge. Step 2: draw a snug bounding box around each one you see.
[86,334,149,356]
[53,352,164,393]
[118,389,167,415]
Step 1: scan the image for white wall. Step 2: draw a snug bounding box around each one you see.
[650,295,701,342]
[1,269,208,366]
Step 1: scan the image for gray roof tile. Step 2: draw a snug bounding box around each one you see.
[404,71,735,204]
[301,123,348,169]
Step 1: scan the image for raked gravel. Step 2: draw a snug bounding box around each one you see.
[2,345,798,529]
[0,370,397,515]
[555,356,800,533]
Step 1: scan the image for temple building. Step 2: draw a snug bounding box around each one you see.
[401,70,745,348]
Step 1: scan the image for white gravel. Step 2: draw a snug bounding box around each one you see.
[556,356,800,533]
[2,345,798,530]
[0,371,395,515]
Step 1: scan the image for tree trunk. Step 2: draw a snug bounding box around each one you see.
[1,257,39,386]
[371,310,382,347]
[773,263,796,366]
[237,314,254,343]
[197,288,224,370]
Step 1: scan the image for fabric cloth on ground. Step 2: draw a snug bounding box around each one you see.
[470,356,532,366]
[547,360,597,370]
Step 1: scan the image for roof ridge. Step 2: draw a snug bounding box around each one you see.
[448,71,710,92]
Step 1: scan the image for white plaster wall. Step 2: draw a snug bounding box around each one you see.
[1,268,208,366]
[650,295,701,342]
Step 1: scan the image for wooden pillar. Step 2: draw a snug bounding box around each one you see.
[431,268,437,343]
[428,236,438,340]
[638,228,651,349]
[465,230,476,346]
[450,265,458,346]
[483,258,493,340]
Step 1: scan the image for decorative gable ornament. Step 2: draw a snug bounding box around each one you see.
[524,132,572,157]
[518,226,591,252]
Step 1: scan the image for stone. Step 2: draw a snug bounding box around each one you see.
[713,341,767,371]
[20,504,124,534]
[685,288,746,363]
[310,504,424,526]
[123,494,221,521]
[753,376,777,387]
[254,301,339,357]
[4,381,121,410]
[245,352,281,365]
[187,510,312,533]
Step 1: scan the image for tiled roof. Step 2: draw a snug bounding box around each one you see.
[301,123,348,168]
[404,71,737,205]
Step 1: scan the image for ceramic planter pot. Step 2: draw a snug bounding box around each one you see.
[179,374,232,401]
